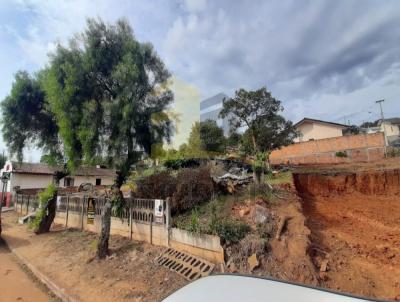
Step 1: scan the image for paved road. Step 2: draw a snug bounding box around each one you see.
[0,238,49,301]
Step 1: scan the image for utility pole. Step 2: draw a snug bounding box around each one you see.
[376,99,388,156]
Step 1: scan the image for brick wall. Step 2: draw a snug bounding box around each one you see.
[270,132,385,165]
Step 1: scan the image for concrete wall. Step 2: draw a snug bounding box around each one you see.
[270,132,385,165]
[53,211,224,264]
[295,121,345,142]
[170,228,224,264]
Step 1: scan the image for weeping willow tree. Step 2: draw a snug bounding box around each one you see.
[1,18,174,258]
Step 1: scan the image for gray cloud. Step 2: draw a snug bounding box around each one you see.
[1,0,400,161]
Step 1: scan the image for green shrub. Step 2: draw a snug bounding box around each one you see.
[388,147,400,158]
[163,157,200,170]
[188,209,201,234]
[172,167,214,214]
[30,183,57,230]
[135,171,177,199]
[214,218,250,245]
[335,151,347,158]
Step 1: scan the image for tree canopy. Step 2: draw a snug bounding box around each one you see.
[219,87,297,155]
[1,18,174,186]
[1,71,59,162]
[199,119,225,153]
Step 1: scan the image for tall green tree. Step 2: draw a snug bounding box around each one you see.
[1,71,60,162]
[1,18,174,258]
[219,87,296,185]
[199,119,225,153]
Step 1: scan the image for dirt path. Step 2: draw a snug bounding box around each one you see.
[1,212,187,302]
[302,192,400,301]
[0,238,51,302]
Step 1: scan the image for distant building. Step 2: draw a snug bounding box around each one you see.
[200,93,230,135]
[363,119,400,146]
[0,161,116,207]
[294,118,348,142]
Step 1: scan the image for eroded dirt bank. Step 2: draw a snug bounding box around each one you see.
[294,170,400,301]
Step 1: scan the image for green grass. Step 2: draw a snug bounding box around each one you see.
[172,194,238,234]
[266,171,293,185]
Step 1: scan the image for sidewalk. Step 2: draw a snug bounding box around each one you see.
[0,238,50,301]
[1,211,187,302]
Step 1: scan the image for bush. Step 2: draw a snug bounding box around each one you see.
[214,219,250,245]
[172,167,214,214]
[30,183,57,230]
[135,171,177,199]
[163,157,200,170]
[335,151,347,158]
[188,209,201,234]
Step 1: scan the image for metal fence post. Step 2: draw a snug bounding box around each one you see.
[81,196,85,231]
[26,195,30,214]
[129,201,133,240]
[65,196,70,228]
[166,197,171,247]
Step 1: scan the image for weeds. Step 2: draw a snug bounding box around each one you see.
[29,183,57,230]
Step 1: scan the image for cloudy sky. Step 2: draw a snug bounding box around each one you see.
[1,0,400,161]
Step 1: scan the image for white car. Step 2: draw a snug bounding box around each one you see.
[163,275,378,302]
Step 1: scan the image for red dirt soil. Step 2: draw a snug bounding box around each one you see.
[294,170,400,301]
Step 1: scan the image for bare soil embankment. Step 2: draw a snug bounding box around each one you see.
[294,169,400,301]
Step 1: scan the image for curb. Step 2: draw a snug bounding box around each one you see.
[4,239,78,302]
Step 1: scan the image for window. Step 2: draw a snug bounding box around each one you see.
[64,177,74,187]
[96,178,101,186]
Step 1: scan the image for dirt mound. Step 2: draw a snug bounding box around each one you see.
[226,189,319,286]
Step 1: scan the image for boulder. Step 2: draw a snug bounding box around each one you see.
[251,205,272,224]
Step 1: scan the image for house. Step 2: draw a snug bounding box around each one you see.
[294,118,348,142]
[0,161,116,207]
[378,120,400,145]
[361,119,400,146]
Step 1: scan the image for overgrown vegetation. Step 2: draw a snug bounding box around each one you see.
[133,166,214,214]
[30,183,58,231]
[388,147,400,158]
[213,218,250,245]
[335,151,348,157]
[135,171,177,199]
[172,167,214,213]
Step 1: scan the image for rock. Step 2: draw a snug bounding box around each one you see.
[239,208,250,217]
[251,205,272,224]
[248,253,259,272]
[320,259,329,272]
[227,262,237,273]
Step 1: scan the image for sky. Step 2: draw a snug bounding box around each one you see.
[1,0,400,161]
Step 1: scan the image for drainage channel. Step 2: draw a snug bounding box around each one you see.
[156,248,214,281]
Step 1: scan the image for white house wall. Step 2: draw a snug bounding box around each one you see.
[59,175,114,187]
[9,173,54,192]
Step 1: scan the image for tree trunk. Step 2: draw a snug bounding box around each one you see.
[35,193,57,234]
[96,198,112,259]
[253,170,262,186]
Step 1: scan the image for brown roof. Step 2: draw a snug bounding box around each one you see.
[294,117,348,128]
[72,166,116,177]
[12,162,59,175]
[11,162,116,177]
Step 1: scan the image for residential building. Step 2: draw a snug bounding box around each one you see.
[294,118,348,142]
[0,161,116,207]
[377,120,399,145]
[361,119,400,146]
[200,93,230,135]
